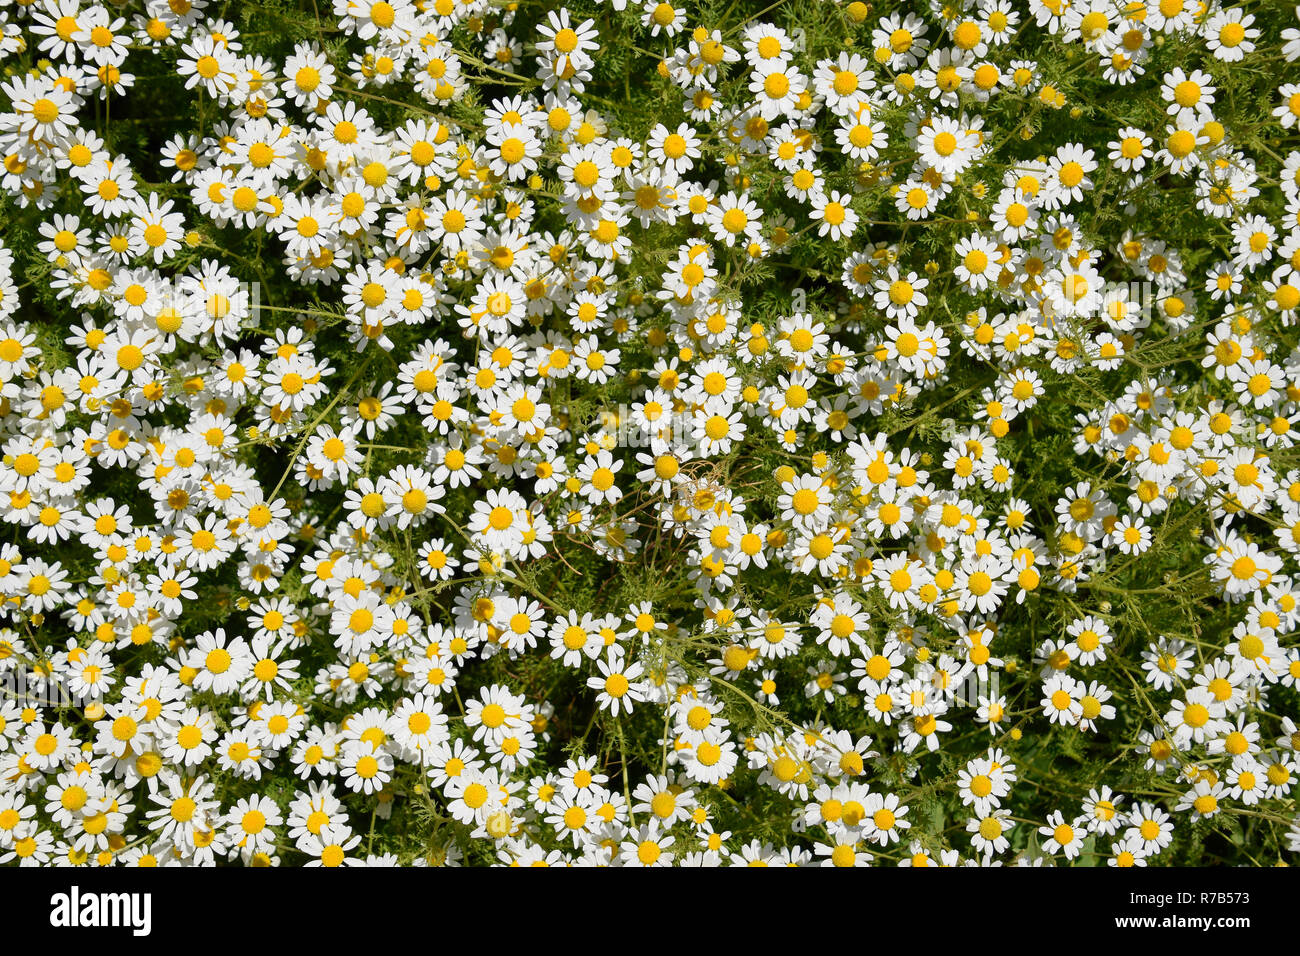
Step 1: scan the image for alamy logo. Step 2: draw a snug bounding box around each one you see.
[2,670,76,709]
[49,886,152,937]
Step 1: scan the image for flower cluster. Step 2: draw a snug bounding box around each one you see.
[0,0,1298,867]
